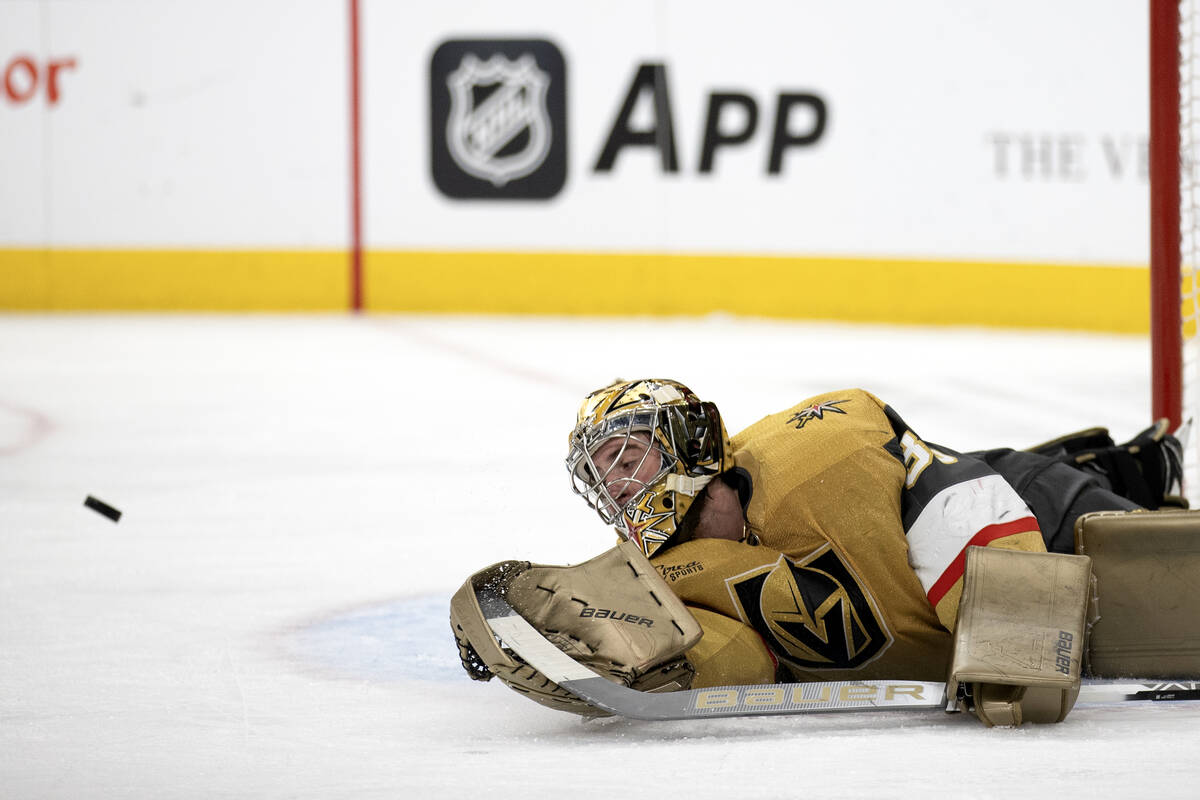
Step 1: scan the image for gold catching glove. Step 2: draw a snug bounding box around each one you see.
[450,541,704,716]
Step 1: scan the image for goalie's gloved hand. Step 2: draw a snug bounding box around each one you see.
[451,557,614,715]
[448,542,703,717]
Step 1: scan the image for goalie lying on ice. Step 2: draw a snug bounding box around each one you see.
[450,379,1190,725]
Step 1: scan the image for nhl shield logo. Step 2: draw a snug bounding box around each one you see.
[430,40,567,199]
[446,54,551,187]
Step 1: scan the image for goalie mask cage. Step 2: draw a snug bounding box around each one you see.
[1151,0,1200,505]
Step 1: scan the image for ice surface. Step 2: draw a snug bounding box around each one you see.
[0,313,1195,799]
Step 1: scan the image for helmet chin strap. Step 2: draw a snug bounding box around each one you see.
[665,473,713,496]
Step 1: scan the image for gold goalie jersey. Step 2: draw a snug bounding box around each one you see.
[651,389,1046,684]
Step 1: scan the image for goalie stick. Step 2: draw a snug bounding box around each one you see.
[477,584,1200,721]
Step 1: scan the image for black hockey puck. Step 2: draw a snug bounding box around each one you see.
[84,495,122,523]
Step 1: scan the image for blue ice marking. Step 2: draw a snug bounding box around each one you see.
[288,593,464,683]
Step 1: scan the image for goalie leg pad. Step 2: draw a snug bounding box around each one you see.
[1075,509,1200,678]
[947,547,1093,726]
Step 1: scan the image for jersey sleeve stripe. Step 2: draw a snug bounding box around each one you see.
[905,473,1040,599]
[924,516,1041,606]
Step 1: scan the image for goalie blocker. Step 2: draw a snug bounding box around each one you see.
[945,547,1092,726]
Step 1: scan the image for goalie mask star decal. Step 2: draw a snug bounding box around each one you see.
[786,399,850,430]
[623,491,676,554]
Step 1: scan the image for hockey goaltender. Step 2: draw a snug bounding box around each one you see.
[451,379,1200,726]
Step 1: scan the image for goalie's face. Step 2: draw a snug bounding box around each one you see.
[583,430,687,556]
[568,428,670,528]
[591,432,665,511]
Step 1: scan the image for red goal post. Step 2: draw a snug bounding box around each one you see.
[1150,0,1198,502]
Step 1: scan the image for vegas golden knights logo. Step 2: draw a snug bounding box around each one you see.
[727,544,892,670]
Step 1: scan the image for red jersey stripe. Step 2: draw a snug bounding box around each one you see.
[925,516,1041,606]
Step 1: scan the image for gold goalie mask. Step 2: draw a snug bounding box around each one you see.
[566,379,730,557]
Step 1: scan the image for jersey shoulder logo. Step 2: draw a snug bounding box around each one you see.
[726,544,892,670]
[786,399,850,430]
